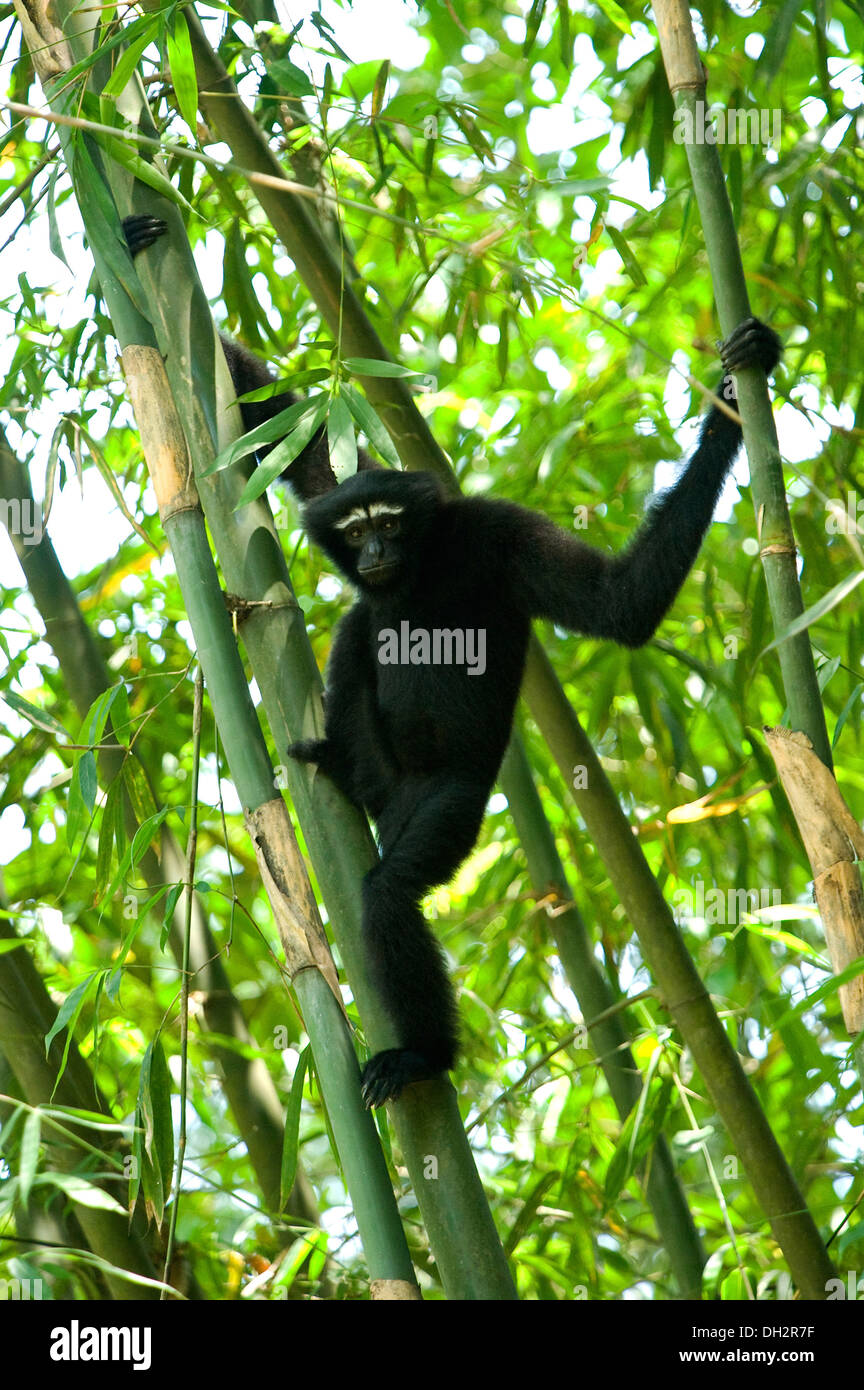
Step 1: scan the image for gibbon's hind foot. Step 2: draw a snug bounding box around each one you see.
[287,739,328,764]
[360,1048,449,1109]
[123,214,168,257]
[719,316,782,378]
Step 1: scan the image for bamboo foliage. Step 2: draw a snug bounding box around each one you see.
[158,5,833,1298]
[654,0,864,1092]
[0,427,319,1228]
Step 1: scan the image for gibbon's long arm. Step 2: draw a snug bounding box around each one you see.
[121,215,380,497]
[509,317,781,646]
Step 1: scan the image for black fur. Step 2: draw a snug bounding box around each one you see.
[122,215,781,1106]
[292,318,780,1105]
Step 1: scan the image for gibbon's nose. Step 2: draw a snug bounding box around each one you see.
[357,535,397,582]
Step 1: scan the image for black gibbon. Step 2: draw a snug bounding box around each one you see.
[123,215,781,1106]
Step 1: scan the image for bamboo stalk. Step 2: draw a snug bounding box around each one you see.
[0,427,320,1229]
[13,0,422,1298]
[653,0,832,769]
[500,738,706,1297]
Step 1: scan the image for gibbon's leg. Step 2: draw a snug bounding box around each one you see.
[359,774,489,1108]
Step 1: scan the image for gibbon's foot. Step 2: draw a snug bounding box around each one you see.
[287,738,327,764]
[123,214,168,257]
[360,1048,446,1108]
[719,316,782,378]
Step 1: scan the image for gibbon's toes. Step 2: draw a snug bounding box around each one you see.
[719,317,782,377]
[122,214,168,257]
[360,1049,444,1108]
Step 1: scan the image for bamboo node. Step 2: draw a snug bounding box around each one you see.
[759,542,798,559]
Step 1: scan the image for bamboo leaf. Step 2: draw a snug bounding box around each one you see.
[19,1110,42,1208]
[269,59,314,96]
[101,20,160,100]
[122,759,160,831]
[832,682,864,749]
[371,60,391,117]
[137,1038,174,1224]
[165,11,199,135]
[203,397,320,475]
[2,692,71,740]
[280,1045,310,1210]
[761,570,864,654]
[327,397,358,481]
[341,357,424,379]
[96,777,122,889]
[41,1173,126,1214]
[606,225,647,286]
[235,399,330,504]
[130,808,171,870]
[342,385,402,467]
[44,973,99,1054]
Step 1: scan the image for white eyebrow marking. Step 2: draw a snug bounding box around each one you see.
[368,502,404,518]
[333,508,371,529]
[332,501,404,529]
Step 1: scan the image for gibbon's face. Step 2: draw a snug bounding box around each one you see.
[332,500,404,586]
[303,470,445,593]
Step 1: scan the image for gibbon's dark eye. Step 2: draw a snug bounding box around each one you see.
[346,525,364,541]
[380,518,397,532]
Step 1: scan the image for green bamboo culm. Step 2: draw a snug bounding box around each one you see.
[500,737,706,1298]
[653,0,832,770]
[523,640,835,1299]
[13,0,423,1297]
[117,6,520,1302]
[0,429,319,1232]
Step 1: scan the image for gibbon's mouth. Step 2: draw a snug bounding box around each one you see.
[358,561,400,585]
